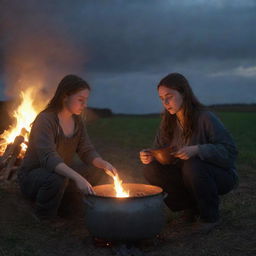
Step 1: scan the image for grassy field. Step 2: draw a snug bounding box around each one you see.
[0,111,255,256]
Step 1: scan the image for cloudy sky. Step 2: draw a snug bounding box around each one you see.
[0,0,256,113]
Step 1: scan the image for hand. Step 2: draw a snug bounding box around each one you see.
[74,177,95,195]
[103,161,118,178]
[174,145,199,160]
[140,149,154,164]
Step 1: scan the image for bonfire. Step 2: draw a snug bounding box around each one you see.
[0,89,39,180]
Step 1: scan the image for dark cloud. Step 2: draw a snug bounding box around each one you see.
[0,0,255,113]
[70,1,256,72]
[1,0,256,72]
[87,3,256,72]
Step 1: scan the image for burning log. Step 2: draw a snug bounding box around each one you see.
[0,135,24,181]
[0,143,13,169]
[0,88,39,181]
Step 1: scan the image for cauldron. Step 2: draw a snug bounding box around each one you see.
[84,183,167,241]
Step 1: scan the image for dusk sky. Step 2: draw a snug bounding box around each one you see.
[1,0,256,113]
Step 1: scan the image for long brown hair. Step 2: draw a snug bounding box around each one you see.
[158,73,204,143]
[43,74,91,113]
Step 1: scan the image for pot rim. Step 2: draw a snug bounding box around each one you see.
[87,183,164,200]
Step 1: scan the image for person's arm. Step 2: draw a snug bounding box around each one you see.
[76,121,117,177]
[92,157,117,177]
[76,122,100,164]
[31,113,64,171]
[140,127,163,165]
[31,113,94,194]
[55,162,94,194]
[197,112,238,169]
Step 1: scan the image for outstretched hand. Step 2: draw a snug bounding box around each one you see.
[74,177,96,195]
[174,145,199,160]
[104,161,118,178]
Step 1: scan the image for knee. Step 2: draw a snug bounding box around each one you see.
[45,173,69,191]
[182,157,207,185]
[182,157,202,171]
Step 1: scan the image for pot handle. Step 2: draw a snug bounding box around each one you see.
[162,192,168,200]
[83,197,94,208]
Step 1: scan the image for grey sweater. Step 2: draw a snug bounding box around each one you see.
[20,111,100,173]
[154,111,238,173]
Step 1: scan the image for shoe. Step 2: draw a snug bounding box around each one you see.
[190,218,222,234]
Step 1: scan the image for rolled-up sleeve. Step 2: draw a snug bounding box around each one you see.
[76,122,100,164]
[31,114,63,171]
[198,112,238,169]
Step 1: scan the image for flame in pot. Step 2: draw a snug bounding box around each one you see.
[113,175,129,198]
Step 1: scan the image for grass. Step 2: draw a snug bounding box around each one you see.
[87,115,160,149]
[87,111,256,170]
[217,112,256,166]
[87,111,256,255]
[0,111,255,256]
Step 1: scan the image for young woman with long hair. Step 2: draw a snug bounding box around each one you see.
[140,73,238,232]
[18,74,117,221]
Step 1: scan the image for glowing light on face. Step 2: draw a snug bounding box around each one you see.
[158,86,183,115]
[64,89,90,115]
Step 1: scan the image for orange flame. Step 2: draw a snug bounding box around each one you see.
[113,175,129,198]
[0,88,39,155]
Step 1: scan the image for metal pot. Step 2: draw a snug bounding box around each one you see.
[84,183,167,242]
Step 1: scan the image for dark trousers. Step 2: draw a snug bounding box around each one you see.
[18,163,105,219]
[19,168,68,218]
[143,157,236,222]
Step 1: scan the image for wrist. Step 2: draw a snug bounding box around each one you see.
[99,159,108,169]
[193,145,199,155]
[93,157,108,169]
[72,171,82,182]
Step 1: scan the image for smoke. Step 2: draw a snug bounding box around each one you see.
[0,0,255,114]
[0,0,88,110]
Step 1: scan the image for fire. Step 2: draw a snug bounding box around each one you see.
[0,88,39,155]
[113,175,129,198]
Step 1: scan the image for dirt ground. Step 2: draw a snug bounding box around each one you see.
[0,143,255,256]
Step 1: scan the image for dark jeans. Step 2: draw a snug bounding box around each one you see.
[143,157,237,222]
[18,163,105,219]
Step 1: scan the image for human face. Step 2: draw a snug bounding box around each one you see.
[64,89,90,115]
[158,86,183,115]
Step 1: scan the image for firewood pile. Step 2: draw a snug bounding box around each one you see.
[0,128,28,181]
